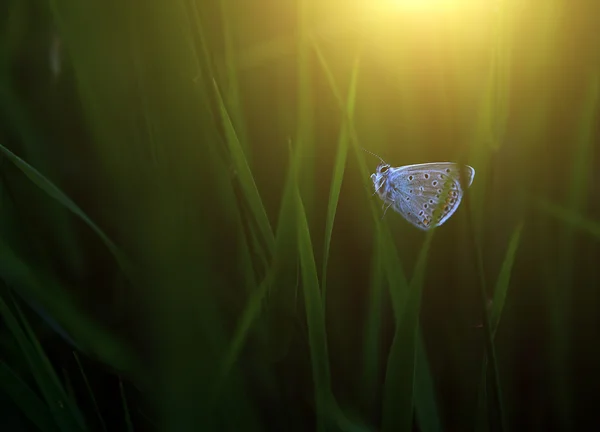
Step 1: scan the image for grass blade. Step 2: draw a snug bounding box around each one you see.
[297,189,332,431]
[475,222,524,432]
[119,379,134,432]
[0,360,58,432]
[0,143,132,277]
[73,352,108,432]
[381,228,436,432]
[322,54,361,303]
[212,80,275,253]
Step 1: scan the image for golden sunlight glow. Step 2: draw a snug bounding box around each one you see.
[388,0,458,9]
[372,0,492,13]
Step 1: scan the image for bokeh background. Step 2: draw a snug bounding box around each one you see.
[1,0,599,431]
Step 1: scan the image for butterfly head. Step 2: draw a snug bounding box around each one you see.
[371,163,392,198]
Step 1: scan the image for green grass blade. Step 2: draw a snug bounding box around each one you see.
[361,230,385,414]
[0,143,132,278]
[0,241,140,383]
[212,80,275,253]
[73,352,108,432]
[297,189,333,431]
[381,229,436,432]
[0,360,58,432]
[490,222,524,335]
[322,55,360,304]
[119,379,134,432]
[475,222,524,432]
[539,201,600,239]
[414,330,443,432]
[0,291,86,431]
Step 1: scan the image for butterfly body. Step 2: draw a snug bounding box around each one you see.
[371,161,475,230]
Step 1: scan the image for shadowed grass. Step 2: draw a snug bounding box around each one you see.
[539,202,600,239]
[212,79,275,253]
[297,188,332,431]
[119,379,134,432]
[0,143,132,278]
[0,359,58,432]
[0,290,86,431]
[381,227,436,432]
[475,221,524,432]
[73,352,107,432]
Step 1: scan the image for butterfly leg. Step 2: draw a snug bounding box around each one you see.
[373,180,384,196]
[381,201,394,220]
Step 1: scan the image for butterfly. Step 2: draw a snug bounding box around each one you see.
[367,151,475,230]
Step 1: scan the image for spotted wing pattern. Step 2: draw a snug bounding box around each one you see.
[383,162,475,230]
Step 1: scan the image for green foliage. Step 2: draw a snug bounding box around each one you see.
[0,1,599,431]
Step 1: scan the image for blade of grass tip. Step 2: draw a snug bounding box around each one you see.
[322,55,360,305]
[490,222,524,336]
[475,221,524,432]
[218,274,272,383]
[0,360,58,432]
[212,80,275,252]
[297,190,333,431]
[73,352,108,432]
[0,291,85,431]
[0,143,133,279]
[381,228,436,432]
[119,378,134,432]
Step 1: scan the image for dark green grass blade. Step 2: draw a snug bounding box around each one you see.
[551,72,598,428]
[381,229,436,432]
[361,231,385,414]
[297,189,332,431]
[0,143,132,277]
[414,330,443,432]
[490,223,524,335]
[0,241,139,383]
[0,291,86,431]
[539,201,600,240]
[73,352,107,432]
[322,55,360,304]
[475,222,524,432]
[468,211,506,432]
[217,0,250,159]
[0,360,58,432]
[212,79,275,254]
[119,379,134,432]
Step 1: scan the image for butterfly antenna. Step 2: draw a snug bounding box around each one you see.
[361,147,387,165]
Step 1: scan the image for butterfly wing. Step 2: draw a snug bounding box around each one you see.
[387,162,475,230]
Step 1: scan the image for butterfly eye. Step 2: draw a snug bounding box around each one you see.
[380,165,390,173]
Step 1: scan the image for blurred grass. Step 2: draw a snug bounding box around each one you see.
[0,0,599,431]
